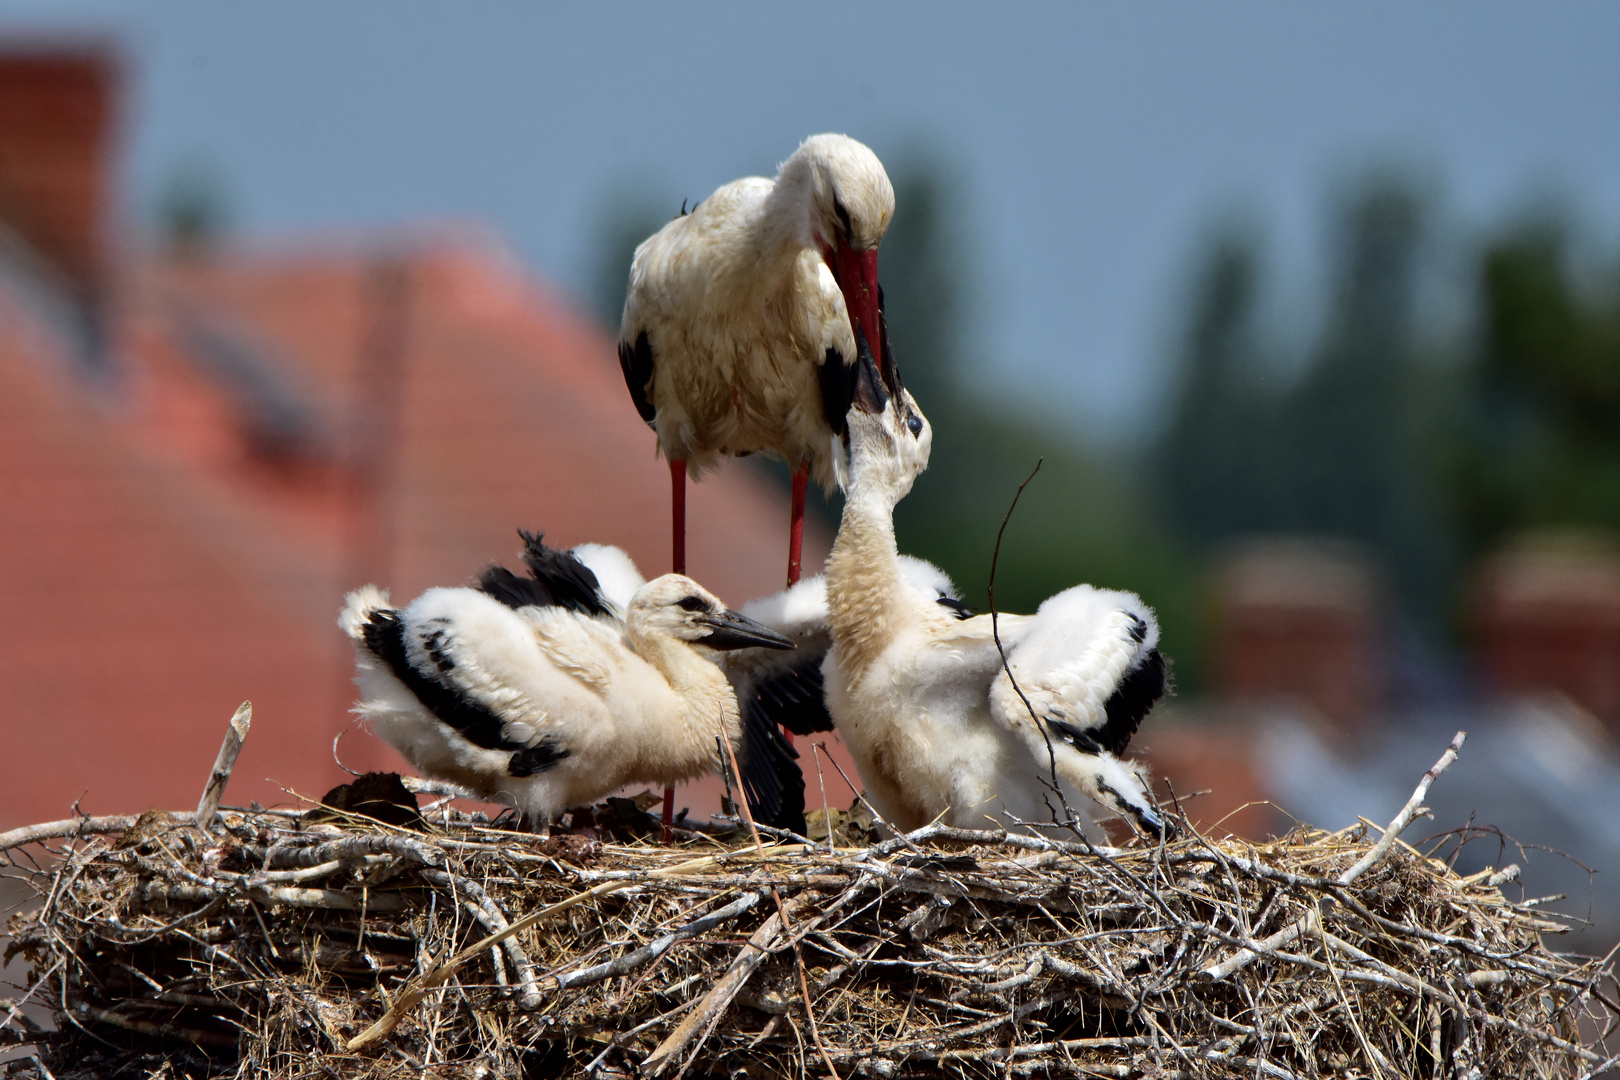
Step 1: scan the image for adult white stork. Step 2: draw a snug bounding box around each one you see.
[814,350,1174,840]
[338,533,798,835]
[619,132,897,586]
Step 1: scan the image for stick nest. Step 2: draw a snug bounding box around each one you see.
[4,797,1616,1080]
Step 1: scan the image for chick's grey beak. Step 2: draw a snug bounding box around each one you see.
[699,610,796,651]
[1133,803,1177,841]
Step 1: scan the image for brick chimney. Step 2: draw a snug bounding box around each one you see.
[1472,532,1620,732]
[0,45,119,361]
[1211,537,1384,734]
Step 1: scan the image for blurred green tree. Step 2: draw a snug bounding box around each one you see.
[1151,177,1453,633]
[1443,222,1620,558]
[588,190,677,330]
[1151,230,1271,550]
[877,155,1197,684]
[157,160,230,257]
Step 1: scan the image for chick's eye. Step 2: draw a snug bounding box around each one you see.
[907,415,924,437]
[677,596,708,612]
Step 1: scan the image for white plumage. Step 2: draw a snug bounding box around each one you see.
[620,133,899,588]
[818,349,1172,839]
[620,133,895,491]
[568,542,645,613]
[338,540,794,833]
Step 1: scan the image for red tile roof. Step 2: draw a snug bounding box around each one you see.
[0,229,839,829]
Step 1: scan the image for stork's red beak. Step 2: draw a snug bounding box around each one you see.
[824,242,884,378]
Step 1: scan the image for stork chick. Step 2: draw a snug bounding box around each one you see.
[719,556,982,834]
[340,564,794,834]
[821,348,1172,839]
[620,132,898,584]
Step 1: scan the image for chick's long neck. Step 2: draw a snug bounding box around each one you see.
[825,442,907,685]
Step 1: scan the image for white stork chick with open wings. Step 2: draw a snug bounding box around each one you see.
[818,349,1173,840]
[620,132,898,584]
[339,537,795,835]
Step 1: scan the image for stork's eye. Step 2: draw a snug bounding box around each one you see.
[832,193,853,241]
[677,596,708,612]
[907,414,923,437]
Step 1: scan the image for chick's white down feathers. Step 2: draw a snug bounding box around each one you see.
[820,373,1170,839]
[340,566,781,831]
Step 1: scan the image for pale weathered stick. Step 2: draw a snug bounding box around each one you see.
[1203,730,1466,982]
[421,868,542,1009]
[716,731,843,1080]
[641,894,818,1076]
[555,890,762,991]
[346,849,734,1051]
[0,813,198,853]
[196,702,252,833]
[1337,730,1465,886]
[1202,910,1319,982]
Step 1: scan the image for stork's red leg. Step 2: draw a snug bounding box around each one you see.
[787,466,807,587]
[780,465,811,750]
[670,457,687,575]
[663,457,687,844]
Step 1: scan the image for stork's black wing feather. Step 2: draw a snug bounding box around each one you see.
[738,709,807,836]
[361,609,569,777]
[477,566,552,611]
[818,344,858,439]
[749,658,835,738]
[734,650,835,835]
[514,530,615,618]
[619,331,656,425]
[1096,648,1168,757]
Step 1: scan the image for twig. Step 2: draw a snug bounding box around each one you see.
[555,890,763,990]
[1202,910,1319,982]
[196,702,252,833]
[986,460,1064,800]
[265,834,441,870]
[346,849,734,1051]
[1204,731,1466,982]
[718,728,841,1080]
[77,1002,235,1047]
[420,869,541,1009]
[0,812,195,853]
[642,894,817,1076]
[137,880,413,913]
[1338,731,1466,886]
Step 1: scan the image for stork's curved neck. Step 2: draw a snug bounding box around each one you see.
[627,628,739,772]
[762,151,820,262]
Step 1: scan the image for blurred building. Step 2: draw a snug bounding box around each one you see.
[1142,537,1384,838]
[0,46,831,830]
[1210,537,1385,735]
[1142,530,1620,951]
[1471,532,1620,734]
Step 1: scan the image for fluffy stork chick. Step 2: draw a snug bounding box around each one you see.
[339,571,794,834]
[620,132,898,583]
[717,555,971,834]
[821,350,1172,839]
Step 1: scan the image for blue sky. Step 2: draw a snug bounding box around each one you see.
[5,1,1618,442]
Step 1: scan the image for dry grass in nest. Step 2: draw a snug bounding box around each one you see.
[2,735,1617,1079]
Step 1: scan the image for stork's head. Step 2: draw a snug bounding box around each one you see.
[783,134,894,383]
[628,575,796,654]
[841,332,931,504]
